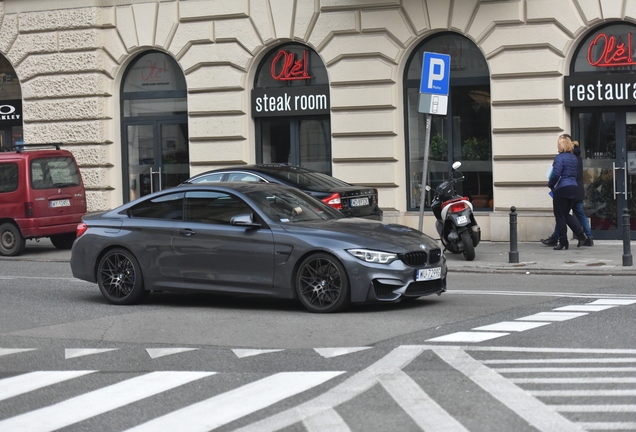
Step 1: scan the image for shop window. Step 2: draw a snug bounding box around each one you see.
[404,33,492,210]
[252,44,331,174]
[0,54,22,150]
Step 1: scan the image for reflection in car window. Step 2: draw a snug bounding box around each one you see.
[129,192,184,220]
[191,173,224,183]
[0,163,18,193]
[245,189,339,222]
[258,167,350,192]
[30,157,81,190]
[226,172,265,182]
[185,191,252,224]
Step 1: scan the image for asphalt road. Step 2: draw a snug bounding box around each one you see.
[1,260,636,431]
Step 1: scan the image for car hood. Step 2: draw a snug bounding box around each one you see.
[279,218,440,252]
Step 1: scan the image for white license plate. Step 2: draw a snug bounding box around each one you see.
[416,267,441,281]
[455,215,468,224]
[350,197,369,207]
[50,199,70,208]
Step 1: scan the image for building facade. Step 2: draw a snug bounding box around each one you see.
[1,0,635,241]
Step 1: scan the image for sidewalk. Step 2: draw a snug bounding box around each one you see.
[3,238,636,276]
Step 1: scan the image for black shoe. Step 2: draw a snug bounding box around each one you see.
[554,239,569,250]
[577,233,589,248]
[541,237,557,246]
[583,238,594,246]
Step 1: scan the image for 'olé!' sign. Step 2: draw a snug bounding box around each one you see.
[252,47,330,117]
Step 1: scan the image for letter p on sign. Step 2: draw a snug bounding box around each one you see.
[420,52,450,96]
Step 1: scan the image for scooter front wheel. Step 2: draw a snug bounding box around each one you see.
[460,230,476,261]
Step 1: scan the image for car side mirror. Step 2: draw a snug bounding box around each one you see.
[230,213,261,228]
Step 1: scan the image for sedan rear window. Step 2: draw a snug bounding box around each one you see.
[30,157,81,190]
[259,168,350,192]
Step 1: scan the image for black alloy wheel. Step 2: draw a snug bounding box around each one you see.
[97,248,147,305]
[295,253,350,313]
[0,223,26,256]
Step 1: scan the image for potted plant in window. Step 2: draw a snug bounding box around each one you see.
[462,137,491,206]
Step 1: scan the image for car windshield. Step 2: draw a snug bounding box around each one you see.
[245,188,340,222]
[258,167,350,192]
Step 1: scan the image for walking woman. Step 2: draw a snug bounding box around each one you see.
[548,134,588,250]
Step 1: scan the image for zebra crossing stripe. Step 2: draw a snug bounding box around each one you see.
[0,349,36,358]
[0,371,96,402]
[0,371,216,432]
[125,371,344,432]
[302,407,351,432]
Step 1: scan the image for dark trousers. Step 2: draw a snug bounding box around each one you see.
[552,196,582,242]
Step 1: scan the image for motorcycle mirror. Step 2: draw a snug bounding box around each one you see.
[452,161,462,170]
[425,185,431,191]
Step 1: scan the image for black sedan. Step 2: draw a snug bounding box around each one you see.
[70,183,446,313]
[182,164,383,220]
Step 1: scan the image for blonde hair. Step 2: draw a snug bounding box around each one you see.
[558,134,574,153]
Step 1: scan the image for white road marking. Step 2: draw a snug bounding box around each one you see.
[511,377,636,384]
[0,371,216,432]
[589,299,636,305]
[483,358,636,364]
[530,390,636,397]
[426,331,509,343]
[232,349,284,358]
[552,305,615,312]
[494,367,636,373]
[0,371,96,402]
[465,346,636,354]
[65,348,118,359]
[449,290,636,300]
[146,348,198,359]
[377,368,470,432]
[472,321,551,332]
[551,405,636,412]
[302,408,351,432]
[0,348,36,358]
[432,346,586,432]
[126,372,344,432]
[314,347,372,358]
[516,312,587,321]
[578,422,636,430]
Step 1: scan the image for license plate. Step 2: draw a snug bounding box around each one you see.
[350,197,369,207]
[416,267,441,281]
[455,215,468,224]
[50,199,70,208]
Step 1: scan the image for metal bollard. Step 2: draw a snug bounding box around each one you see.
[622,208,632,267]
[509,206,519,263]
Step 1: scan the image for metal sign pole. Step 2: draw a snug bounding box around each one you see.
[418,113,431,232]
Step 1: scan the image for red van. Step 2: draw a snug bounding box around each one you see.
[0,144,87,256]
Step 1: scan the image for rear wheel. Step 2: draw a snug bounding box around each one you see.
[50,233,76,250]
[295,253,350,313]
[460,230,476,261]
[97,248,147,305]
[0,223,26,256]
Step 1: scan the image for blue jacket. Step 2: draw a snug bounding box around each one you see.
[548,152,578,190]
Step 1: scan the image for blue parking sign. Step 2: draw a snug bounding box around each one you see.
[420,52,450,95]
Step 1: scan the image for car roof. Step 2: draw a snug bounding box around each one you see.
[193,164,317,177]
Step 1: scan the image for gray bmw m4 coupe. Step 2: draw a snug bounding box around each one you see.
[71,183,447,313]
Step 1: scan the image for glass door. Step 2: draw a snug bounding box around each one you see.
[576,110,632,239]
[125,121,189,202]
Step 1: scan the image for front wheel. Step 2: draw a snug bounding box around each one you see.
[295,253,350,313]
[460,230,476,261]
[0,223,26,256]
[97,248,147,305]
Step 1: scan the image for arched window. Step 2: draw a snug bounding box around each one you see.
[252,43,331,174]
[0,54,22,149]
[121,51,188,202]
[404,33,492,210]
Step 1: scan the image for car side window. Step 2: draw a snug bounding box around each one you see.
[226,173,265,182]
[128,192,184,220]
[185,191,252,225]
[191,173,224,183]
[0,163,18,193]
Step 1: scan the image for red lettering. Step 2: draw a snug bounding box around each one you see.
[270,50,311,81]
[588,32,636,67]
[141,60,168,82]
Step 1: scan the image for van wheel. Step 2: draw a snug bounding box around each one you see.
[0,223,26,256]
[50,233,76,250]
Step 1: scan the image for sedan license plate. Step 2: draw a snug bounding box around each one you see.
[50,199,71,208]
[416,267,441,281]
[350,197,369,207]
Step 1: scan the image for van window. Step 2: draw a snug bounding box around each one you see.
[0,163,18,193]
[30,157,81,190]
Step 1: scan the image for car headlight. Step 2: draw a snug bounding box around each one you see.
[347,249,398,264]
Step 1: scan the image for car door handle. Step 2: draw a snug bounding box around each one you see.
[178,228,195,236]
